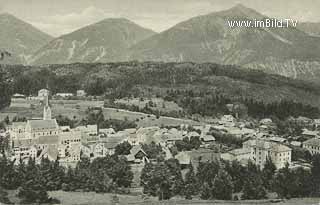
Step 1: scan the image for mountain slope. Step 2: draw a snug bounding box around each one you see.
[298,22,320,36]
[30,18,156,65]
[0,13,53,64]
[130,5,320,83]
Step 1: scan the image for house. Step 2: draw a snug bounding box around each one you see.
[126,145,149,164]
[290,141,302,147]
[38,89,49,98]
[75,125,98,137]
[219,115,235,127]
[314,119,320,128]
[303,138,320,155]
[99,128,116,135]
[200,135,215,145]
[76,90,86,97]
[260,118,273,125]
[175,149,220,170]
[301,129,319,139]
[221,148,251,165]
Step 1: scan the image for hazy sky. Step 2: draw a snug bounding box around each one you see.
[1,0,320,37]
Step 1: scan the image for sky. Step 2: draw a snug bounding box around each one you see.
[0,0,320,37]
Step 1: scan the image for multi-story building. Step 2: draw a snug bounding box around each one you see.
[303,138,320,155]
[243,139,291,169]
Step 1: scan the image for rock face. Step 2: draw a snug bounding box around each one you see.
[129,5,320,83]
[0,13,53,65]
[30,18,156,65]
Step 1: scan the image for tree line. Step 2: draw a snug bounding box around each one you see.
[0,155,133,204]
[141,155,320,201]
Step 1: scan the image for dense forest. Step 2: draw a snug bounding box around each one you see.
[1,62,320,119]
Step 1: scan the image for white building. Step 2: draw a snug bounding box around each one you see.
[243,139,292,169]
[77,90,86,97]
[38,89,50,98]
[303,138,320,155]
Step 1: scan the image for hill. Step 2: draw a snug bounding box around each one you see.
[30,18,156,65]
[2,62,320,119]
[0,13,53,64]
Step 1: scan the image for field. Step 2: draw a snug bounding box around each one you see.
[48,191,320,205]
[1,99,201,127]
[115,97,183,113]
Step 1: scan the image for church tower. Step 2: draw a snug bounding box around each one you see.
[43,93,52,120]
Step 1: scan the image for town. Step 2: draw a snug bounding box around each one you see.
[1,87,320,204]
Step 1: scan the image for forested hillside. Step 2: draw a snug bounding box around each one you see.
[1,62,320,119]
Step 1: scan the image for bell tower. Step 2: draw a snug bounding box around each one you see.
[43,93,52,120]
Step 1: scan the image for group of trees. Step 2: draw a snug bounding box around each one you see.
[0,154,133,204]
[82,107,137,131]
[141,155,320,201]
[0,69,12,110]
[174,136,202,151]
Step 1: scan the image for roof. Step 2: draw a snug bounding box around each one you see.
[130,145,147,156]
[37,135,60,145]
[271,143,292,153]
[302,129,319,137]
[103,136,127,149]
[13,139,34,147]
[244,139,291,152]
[260,118,273,124]
[268,136,287,143]
[303,138,320,147]
[188,131,200,137]
[229,148,251,156]
[201,135,215,142]
[175,151,191,165]
[27,119,59,130]
[12,122,27,128]
[290,141,302,146]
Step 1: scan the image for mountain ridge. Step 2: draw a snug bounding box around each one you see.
[30,18,156,65]
[0,13,53,64]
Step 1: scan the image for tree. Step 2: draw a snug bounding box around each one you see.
[115,141,132,155]
[141,142,163,159]
[242,161,267,200]
[311,154,320,196]
[184,164,197,199]
[272,163,293,199]
[17,158,52,204]
[200,182,211,200]
[212,168,233,200]
[18,175,51,204]
[262,157,276,190]
[224,160,246,193]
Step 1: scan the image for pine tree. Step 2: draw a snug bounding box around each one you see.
[262,156,276,190]
[212,169,233,200]
[242,161,267,200]
[200,182,211,200]
[311,154,320,196]
[272,163,293,199]
[184,164,197,199]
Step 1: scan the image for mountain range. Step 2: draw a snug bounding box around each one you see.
[1,5,320,83]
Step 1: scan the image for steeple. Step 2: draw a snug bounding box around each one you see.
[43,93,52,120]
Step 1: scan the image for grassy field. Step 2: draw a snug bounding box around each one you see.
[48,191,320,205]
